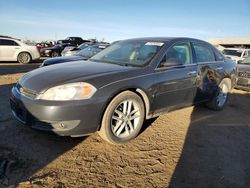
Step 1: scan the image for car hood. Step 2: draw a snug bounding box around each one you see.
[43,55,86,66]
[19,60,136,92]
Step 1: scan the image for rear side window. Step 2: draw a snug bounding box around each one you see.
[213,48,225,61]
[0,39,19,46]
[193,43,215,63]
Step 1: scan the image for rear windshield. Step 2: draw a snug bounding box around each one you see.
[241,57,250,64]
[222,49,242,57]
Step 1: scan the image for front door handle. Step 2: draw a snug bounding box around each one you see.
[187,71,197,76]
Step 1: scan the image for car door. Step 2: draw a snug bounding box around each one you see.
[191,42,224,103]
[0,39,20,61]
[152,42,199,114]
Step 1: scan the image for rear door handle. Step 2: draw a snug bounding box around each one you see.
[216,67,223,70]
[187,71,197,76]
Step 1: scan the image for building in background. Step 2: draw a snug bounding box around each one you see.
[208,37,250,51]
[208,37,250,63]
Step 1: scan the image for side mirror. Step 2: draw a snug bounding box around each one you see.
[160,58,182,67]
[238,60,243,64]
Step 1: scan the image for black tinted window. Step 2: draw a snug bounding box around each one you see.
[0,39,19,46]
[193,43,215,63]
[213,48,224,61]
[160,43,191,66]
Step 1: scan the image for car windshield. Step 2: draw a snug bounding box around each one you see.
[222,49,242,57]
[78,43,91,50]
[241,57,250,64]
[90,40,164,66]
[76,45,105,58]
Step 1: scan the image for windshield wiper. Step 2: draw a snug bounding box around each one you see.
[90,59,127,66]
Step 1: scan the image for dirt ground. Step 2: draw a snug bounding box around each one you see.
[0,62,250,188]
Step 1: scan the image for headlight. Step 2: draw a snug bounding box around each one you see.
[65,52,71,56]
[45,50,51,53]
[37,82,97,101]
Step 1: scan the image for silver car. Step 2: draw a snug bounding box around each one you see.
[61,42,96,56]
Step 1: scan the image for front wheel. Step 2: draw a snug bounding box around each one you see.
[51,51,59,57]
[98,91,145,144]
[206,79,231,111]
[17,52,31,64]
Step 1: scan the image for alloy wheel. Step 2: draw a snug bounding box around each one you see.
[111,100,141,138]
[216,84,228,107]
[18,53,31,64]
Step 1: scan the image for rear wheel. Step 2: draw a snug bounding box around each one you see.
[206,79,231,111]
[98,91,145,144]
[17,52,31,64]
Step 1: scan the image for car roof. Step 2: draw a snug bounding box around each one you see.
[0,37,19,41]
[119,37,206,43]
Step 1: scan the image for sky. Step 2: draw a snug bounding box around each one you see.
[0,0,249,42]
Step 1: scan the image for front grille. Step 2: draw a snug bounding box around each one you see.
[237,77,250,87]
[238,71,250,78]
[17,83,38,99]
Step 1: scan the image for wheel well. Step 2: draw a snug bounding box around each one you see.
[97,88,151,131]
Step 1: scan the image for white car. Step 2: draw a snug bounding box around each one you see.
[222,48,250,63]
[0,37,40,64]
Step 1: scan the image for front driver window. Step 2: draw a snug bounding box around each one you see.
[160,43,191,67]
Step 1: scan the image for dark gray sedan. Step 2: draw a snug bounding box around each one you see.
[10,37,236,144]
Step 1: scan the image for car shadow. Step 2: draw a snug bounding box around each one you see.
[1,67,250,187]
[0,83,86,187]
[168,91,250,188]
[140,117,158,134]
[0,63,41,76]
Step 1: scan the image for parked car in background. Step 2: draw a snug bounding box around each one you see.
[10,37,236,144]
[41,37,91,57]
[40,43,71,57]
[57,39,70,45]
[0,36,40,64]
[65,37,90,46]
[235,57,250,91]
[222,48,250,63]
[36,42,53,54]
[41,43,109,66]
[61,42,96,56]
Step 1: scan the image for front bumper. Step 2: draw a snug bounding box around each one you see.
[10,86,105,137]
[235,77,250,91]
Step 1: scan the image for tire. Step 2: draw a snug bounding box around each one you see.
[98,91,145,144]
[206,79,231,111]
[51,51,59,57]
[17,52,31,64]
